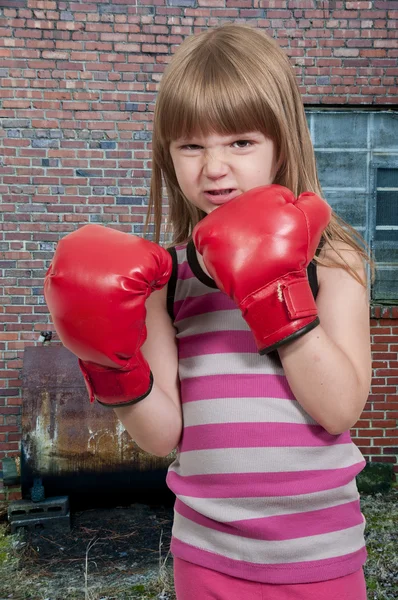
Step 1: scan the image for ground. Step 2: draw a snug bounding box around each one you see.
[0,503,175,600]
[0,491,397,600]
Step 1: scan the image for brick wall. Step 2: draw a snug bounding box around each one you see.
[353,307,398,482]
[1,0,398,501]
[361,306,398,479]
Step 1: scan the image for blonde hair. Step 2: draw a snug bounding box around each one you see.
[146,24,372,284]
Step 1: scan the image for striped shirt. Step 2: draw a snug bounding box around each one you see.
[166,240,367,584]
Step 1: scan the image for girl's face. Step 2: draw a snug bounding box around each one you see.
[169,131,276,214]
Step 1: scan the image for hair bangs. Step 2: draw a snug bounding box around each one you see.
[158,53,276,143]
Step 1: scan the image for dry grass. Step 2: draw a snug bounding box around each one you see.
[0,502,7,521]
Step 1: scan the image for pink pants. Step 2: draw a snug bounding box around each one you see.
[174,557,367,600]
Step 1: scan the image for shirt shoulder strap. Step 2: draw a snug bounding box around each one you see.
[166,246,178,321]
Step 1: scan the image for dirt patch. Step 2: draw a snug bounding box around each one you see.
[22,504,173,572]
[1,504,175,600]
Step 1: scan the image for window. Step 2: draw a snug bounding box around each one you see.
[371,166,398,303]
[310,110,398,304]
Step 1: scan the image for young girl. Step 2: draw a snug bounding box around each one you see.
[45,25,372,600]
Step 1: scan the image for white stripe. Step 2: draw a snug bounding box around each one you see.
[172,444,365,475]
[179,353,283,379]
[173,513,366,564]
[177,481,360,522]
[182,396,316,427]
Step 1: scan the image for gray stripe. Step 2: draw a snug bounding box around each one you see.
[182,397,317,427]
[171,444,365,475]
[177,309,249,336]
[177,480,360,522]
[179,353,283,379]
[173,513,366,564]
[175,272,213,301]
[176,247,188,264]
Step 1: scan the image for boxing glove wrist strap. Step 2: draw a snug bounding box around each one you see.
[240,271,319,354]
[78,359,153,407]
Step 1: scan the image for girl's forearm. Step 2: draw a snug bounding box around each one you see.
[114,383,183,457]
[278,326,370,435]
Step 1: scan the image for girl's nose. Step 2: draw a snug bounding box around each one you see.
[202,151,229,179]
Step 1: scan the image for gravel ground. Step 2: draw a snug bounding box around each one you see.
[361,490,398,600]
[0,490,397,600]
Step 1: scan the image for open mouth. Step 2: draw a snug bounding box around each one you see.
[204,189,238,205]
[207,189,234,195]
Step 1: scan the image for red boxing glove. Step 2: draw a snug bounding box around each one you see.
[44,224,172,406]
[193,184,331,354]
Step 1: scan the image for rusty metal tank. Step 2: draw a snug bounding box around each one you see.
[21,345,174,507]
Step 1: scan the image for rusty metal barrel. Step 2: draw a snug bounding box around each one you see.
[21,346,174,507]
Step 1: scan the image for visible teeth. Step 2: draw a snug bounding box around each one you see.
[211,189,231,195]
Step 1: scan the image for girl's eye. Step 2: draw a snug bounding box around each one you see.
[233,140,253,148]
[181,144,202,150]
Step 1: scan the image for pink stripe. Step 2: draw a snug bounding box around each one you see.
[171,538,367,584]
[174,498,363,541]
[175,292,236,322]
[167,461,366,498]
[179,423,351,452]
[180,374,295,403]
[179,330,257,358]
[178,260,194,280]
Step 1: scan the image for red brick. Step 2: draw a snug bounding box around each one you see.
[6,491,22,501]
[357,429,385,437]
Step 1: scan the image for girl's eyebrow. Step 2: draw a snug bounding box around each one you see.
[176,132,262,143]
